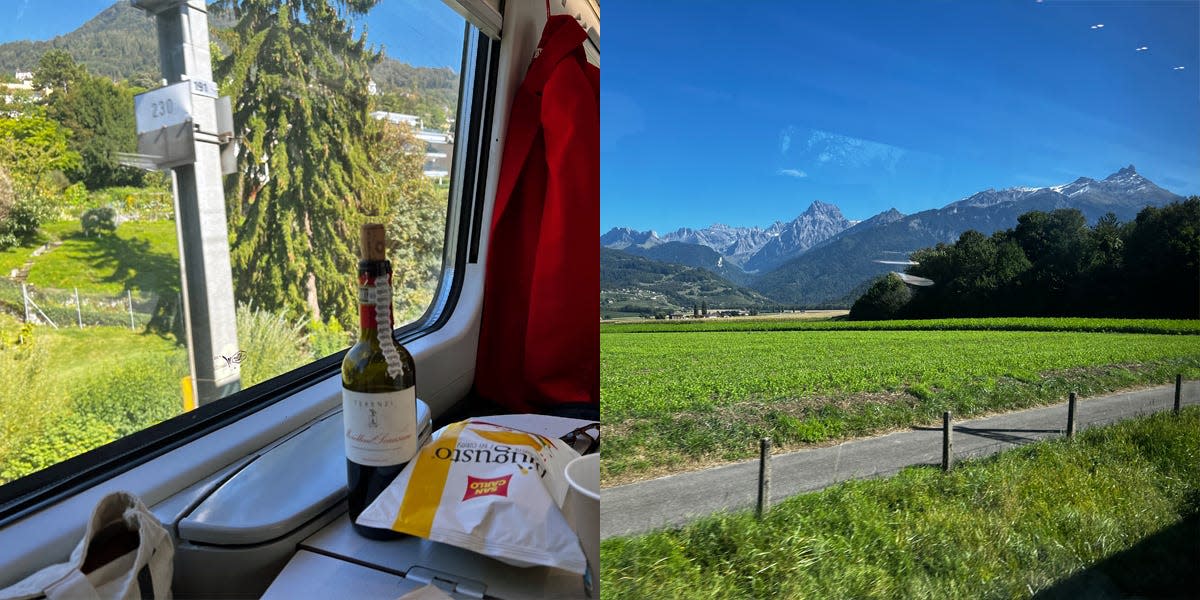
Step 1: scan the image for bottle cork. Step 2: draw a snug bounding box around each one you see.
[361,224,387,261]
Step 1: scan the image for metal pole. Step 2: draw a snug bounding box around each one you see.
[128,289,136,330]
[1175,375,1183,415]
[134,0,241,404]
[75,287,83,328]
[757,438,772,519]
[942,411,953,472]
[1067,392,1076,438]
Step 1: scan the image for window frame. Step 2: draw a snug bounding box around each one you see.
[0,20,499,529]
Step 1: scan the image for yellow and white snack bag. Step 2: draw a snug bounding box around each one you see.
[356,419,587,574]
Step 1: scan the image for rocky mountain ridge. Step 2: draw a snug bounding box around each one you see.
[602,166,1186,308]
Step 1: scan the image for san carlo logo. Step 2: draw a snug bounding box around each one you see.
[462,474,512,501]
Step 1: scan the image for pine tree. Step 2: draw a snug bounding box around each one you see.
[212,0,382,325]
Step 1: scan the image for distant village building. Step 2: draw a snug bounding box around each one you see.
[370,111,422,129]
[3,70,42,114]
[367,79,378,96]
[369,111,454,182]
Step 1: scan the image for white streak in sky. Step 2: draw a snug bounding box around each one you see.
[1090,23,1104,30]
[16,0,29,22]
[779,131,792,153]
[805,130,907,172]
[1136,46,1148,52]
[777,169,807,178]
[1174,66,1186,70]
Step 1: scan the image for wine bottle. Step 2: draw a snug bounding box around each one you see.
[343,223,417,540]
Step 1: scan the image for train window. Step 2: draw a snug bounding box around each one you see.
[0,1,473,494]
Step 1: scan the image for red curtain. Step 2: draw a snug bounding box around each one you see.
[475,15,600,415]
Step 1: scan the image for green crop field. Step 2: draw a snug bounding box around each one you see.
[601,319,1200,483]
[601,316,1200,335]
[601,408,1200,599]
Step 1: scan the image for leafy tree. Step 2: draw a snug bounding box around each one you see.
[0,109,82,193]
[0,110,80,248]
[212,0,382,325]
[850,273,911,320]
[1011,209,1092,313]
[48,73,144,189]
[33,49,86,93]
[1123,198,1200,318]
[368,121,447,323]
[875,202,1198,319]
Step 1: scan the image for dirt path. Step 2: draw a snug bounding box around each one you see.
[9,240,62,283]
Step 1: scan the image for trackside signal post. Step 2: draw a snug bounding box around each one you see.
[132,0,240,405]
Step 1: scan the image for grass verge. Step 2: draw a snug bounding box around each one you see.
[601,408,1200,599]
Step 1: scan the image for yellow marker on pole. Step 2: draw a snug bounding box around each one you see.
[182,375,196,412]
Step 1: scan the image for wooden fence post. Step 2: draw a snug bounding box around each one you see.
[757,438,772,519]
[1175,375,1183,415]
[1067,392,1077,438]
[942,411,953,472]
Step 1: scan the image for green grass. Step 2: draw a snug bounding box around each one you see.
[601,408,1200,599]
[0,313,187,484]
[601,325,1200,482]
[0,294,345,484]
[25,219,179,295]
[601,316,1200,336]
[0,232,51,277]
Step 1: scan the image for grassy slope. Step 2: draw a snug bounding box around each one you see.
[25,220,179,294]
[601,323,1200,483]
[0,312,186,483]
[602,408,1200,599]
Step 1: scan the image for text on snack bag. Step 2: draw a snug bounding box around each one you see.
[433,445,547,478]
[463,474,512,501]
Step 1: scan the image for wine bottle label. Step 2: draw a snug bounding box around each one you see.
[343,387,417,466]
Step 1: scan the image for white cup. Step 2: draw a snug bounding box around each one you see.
[562,453,600,597]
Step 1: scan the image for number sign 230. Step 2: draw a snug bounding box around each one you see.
[150,99,175,119]
[134,82,193,133]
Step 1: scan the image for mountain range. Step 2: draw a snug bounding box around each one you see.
[601,166,1185,312]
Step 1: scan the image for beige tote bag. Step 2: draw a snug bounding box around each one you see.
[0,492,173,600]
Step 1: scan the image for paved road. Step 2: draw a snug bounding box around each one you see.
[601,382,1198,539]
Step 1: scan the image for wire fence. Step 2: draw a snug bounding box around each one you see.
[600,377,1198,540]
[0,278,164,330]
[749,379,1197,519]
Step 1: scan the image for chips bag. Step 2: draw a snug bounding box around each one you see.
[355,419,587,574]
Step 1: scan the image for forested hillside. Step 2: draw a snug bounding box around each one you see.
[601,248,776,317]
[0,1,459,112]
[0,3,157,83]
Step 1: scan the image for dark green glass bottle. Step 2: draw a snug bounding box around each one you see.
[343,224,417,540]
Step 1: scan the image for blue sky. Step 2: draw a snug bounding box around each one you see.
[602,0,1200,232]
[0,0,464,69]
